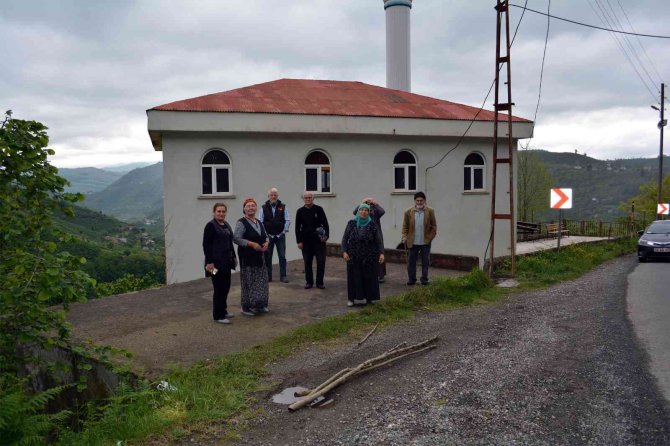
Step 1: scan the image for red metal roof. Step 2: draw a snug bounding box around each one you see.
[150,79,530,122]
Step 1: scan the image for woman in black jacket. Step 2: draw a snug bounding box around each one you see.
[203,203,237,324]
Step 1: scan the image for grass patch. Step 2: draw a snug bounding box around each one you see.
[58,238,636,445]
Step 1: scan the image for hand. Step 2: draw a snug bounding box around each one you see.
[379,254,385,264]
[298,242,304,250]
[343,252,350,262]
[205,263,215,273]
[261,241,269,251]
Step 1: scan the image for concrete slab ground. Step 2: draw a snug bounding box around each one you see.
[516,235,609,255]
[68,259,465,376]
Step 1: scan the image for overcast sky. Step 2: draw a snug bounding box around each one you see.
[1,0,668,168]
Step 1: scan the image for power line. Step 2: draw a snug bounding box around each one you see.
[508,3,670,39]
[615,0,664,85]
[600,0,658,93]
[425,0,530,176]
[533,0,551,125]
[589,0,658,100]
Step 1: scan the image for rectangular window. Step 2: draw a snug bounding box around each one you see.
[202,167,212,194]
[474,168,483,190]
[306,168,318,191]
[464,167,471,190]
[216,168,229,193]
[321,166,331,193]
[395,167,405,189]
[408,166,416,190]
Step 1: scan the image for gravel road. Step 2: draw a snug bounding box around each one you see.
[211,255,669,445]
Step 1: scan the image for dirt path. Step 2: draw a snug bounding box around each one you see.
[208,255,670,445]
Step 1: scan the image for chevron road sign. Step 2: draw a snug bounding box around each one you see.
[658,203,670,215]
[550,188,572,209]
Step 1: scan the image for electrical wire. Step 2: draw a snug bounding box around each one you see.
[508,3,670,39]
[615,0,664,85]
[424,0,529,181]
[533,0,551,125]
[589,0,658,100]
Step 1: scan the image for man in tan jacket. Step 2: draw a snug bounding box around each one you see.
[401,191,437,285]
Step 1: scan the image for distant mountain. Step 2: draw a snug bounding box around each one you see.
[83,162,163,223]
[58,167,123,194]
[103,162,155,173]
[532,150,667,221]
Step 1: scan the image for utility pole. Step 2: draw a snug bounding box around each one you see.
[653,83,666,217]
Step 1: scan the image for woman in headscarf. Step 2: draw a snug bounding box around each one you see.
[341,203,385,307]
[203,202,237,324]
[233,197,270,316]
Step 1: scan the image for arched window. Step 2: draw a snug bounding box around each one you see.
[464,152,485,191]
[305,150,331,193]
[393,150,417,191]
[201,149,232,195]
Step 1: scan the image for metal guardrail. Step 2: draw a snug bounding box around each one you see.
[517,219,639,242]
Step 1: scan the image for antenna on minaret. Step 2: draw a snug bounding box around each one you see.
[383,0,412,92]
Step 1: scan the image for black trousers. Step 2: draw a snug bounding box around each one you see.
[211,269,231,320]
[407,244,431,283]
[302,240,326,286]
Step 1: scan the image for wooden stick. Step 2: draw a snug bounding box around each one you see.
[357,322,380,346]
[294,367,352,397]
[386,341,407,354]
[288,337,438,411]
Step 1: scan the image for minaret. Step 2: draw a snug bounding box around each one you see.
[383,0,412,92]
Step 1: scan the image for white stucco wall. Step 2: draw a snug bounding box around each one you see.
[159,130,522,284]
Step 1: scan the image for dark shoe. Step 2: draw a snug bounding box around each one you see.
[316,284,325,289]
[378,277,385,283]
[241,308,256,316]
[421,280,429,286]
[304,284,313,289]
[407,281,417,286]
[258,307,269,313]
[280,276,289,283]
[268,278,272,282]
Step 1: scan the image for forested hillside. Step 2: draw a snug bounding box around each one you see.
[532,150,667,222]
[83,162,163,222]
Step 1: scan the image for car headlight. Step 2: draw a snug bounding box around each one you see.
[639,240,655,246]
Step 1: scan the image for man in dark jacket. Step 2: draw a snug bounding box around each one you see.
[259,187,290,282]
[295,191,329,289]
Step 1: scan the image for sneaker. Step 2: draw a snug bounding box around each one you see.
[304,284,313,289]
[241,309,256,317]
[215,318,231,324]
[224,313,234,318]
[258,307,269,313]
[316,284,325,289]
[347,301,354,307]
[280,277,289,283]
[354,299,367,305]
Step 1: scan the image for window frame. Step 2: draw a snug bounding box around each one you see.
[201,148,233,196]
[393,149,417,192]
[463,152,486,192]
[304,149,332,194]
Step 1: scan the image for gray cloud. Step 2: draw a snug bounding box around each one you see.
[1,0,668,167]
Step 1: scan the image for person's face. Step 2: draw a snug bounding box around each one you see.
[415,197,426,208]
[244,202,257,217]
[358,207,370,218]
[303,194,314,206]
[214,206,227,222]
[268,191,279,203]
